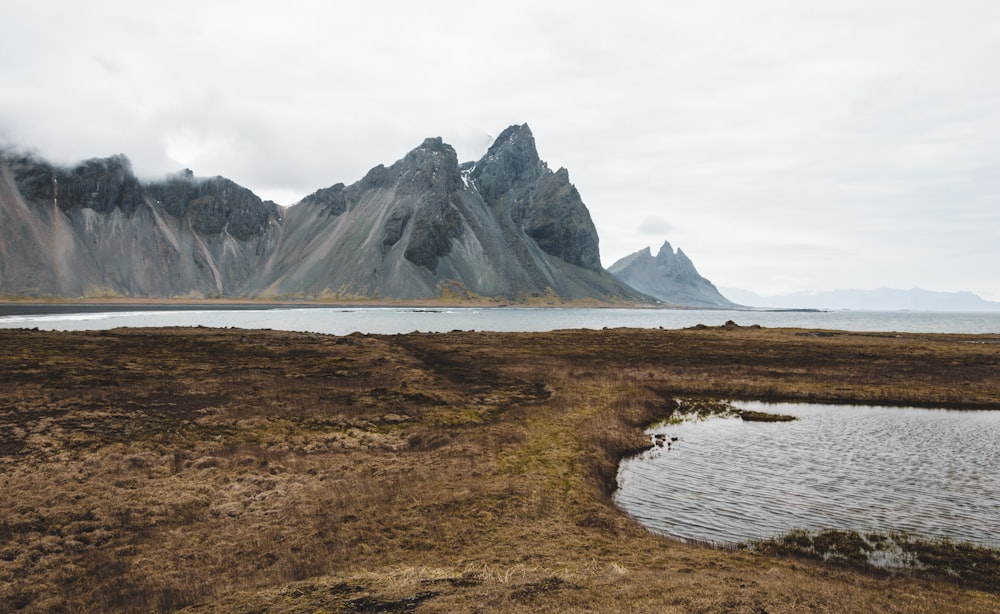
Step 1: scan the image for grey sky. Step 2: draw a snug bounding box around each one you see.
[2,1,998,299]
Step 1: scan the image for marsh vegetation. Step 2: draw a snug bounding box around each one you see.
[1,325,998,612]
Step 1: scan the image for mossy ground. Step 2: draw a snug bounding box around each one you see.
[1,325,999,612]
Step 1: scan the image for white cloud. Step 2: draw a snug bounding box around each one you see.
[636,216,675,236]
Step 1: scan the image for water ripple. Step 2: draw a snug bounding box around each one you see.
[615,403,1000,546]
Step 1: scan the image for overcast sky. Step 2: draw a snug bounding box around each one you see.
[2,1,998,299]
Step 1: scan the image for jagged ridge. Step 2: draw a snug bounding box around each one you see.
[0,125,647,302]
[608,241,738,308]
[0,153,282,297]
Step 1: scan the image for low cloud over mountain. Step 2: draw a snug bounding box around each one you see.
[0,125,648,303]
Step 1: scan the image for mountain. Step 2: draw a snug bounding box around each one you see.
[0,154,283,297]
[251,125,640,301]
[0,125,647,303]
[608,241,738,308]
[721,287,1000,311]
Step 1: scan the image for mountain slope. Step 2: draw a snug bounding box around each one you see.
[0,126,647,302]
[254,125,639,301]
[0,154,282,297]
[608,241,737,308]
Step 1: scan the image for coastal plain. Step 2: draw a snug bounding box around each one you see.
[2,325,999,612]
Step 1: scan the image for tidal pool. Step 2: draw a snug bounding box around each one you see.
[614,402,1000,547]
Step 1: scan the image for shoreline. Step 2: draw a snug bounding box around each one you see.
[0,298,804,318]
[0,301,339,317]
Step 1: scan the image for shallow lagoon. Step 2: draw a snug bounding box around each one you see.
[615,402,1000,547]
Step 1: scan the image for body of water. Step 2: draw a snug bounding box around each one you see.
[1,305,999,334]
[615,402,1000,547]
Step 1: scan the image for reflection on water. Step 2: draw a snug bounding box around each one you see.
[614,403,1000,546]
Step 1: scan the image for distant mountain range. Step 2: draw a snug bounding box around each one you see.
[0,125,659,303]
[722,287,1000,312]
[609,242,738,308]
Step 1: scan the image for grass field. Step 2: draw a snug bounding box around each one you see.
[1,325,998,612]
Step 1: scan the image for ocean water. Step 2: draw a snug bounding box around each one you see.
[615,402,1000,547]
[1,306,999,334]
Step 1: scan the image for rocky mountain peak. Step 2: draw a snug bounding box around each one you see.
[396,136,463,194]
[145,172,282,240]
[405,136,457,164]
[8,153,146,215]
[488,123,537,157]
[636,241,697,281]
[469,123,544,204]
[654,241,696,273]
[298,183,347,217]
[1,126,649,303]
[456,125,601,272]
[609,242,737,308]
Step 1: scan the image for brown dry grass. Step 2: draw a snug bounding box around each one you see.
[1,325,998,612]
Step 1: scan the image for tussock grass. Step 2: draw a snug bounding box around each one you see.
[1,326,999,612]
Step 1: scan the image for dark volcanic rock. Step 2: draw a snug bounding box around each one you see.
[10,154,144,215]
[381,206,412,251]
[7,155,58,202]
[57,155,146,215]
[1,153,282,298]
[518,167,601,271]
[470,124,544,204]
[403,196,464,272]
[147,172,281,241]
[360,164,392,190]
[395,138,465,271]
[147,169,199,217]
[470,124,602,272]
[258,124,645,301]
[298,183,347,217]
[1,126,649,303]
